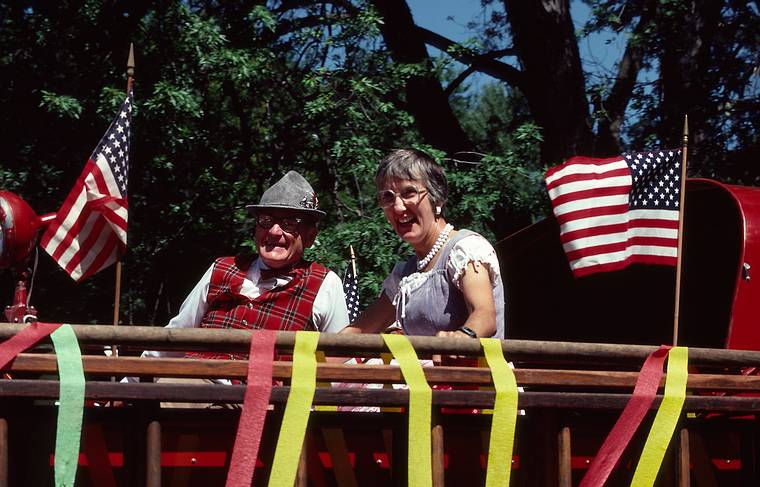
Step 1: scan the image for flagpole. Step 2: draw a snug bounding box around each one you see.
[672,115,689,346]
[111,44,134,354]
[349,244,357,276]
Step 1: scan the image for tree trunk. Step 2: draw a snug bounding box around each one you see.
[658,0,723,174]
[371,0,474,155]
[504,0,594,164]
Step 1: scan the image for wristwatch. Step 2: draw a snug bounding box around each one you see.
[457,326,478,338]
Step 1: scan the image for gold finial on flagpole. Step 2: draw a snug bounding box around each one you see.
[127,43,135,78]
[349,245,357,276]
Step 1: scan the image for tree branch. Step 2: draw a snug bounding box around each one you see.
[595,4,654,154]
[416,26,525,90]
[443,65,477,97]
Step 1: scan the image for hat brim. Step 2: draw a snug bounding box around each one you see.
[245,204,326,219]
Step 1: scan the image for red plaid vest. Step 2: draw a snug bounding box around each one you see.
[188,255,328,360]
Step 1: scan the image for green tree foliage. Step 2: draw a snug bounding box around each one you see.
[0,0,756,325]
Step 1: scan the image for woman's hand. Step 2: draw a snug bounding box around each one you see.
[436,329,474,339]
[434,329,477,363]
[341,293,396,334]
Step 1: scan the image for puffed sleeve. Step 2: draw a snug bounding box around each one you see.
[446,234,501,289]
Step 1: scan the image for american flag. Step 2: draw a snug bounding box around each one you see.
[545,149,682,277]
[342,263,360,322]
[41,91,133,282]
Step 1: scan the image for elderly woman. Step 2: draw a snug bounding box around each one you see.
[346,148,504,338]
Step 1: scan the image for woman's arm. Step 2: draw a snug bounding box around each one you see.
[341,292,397,334]
[438,261,496,339]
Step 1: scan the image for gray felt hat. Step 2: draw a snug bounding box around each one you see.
[246,170,326,219]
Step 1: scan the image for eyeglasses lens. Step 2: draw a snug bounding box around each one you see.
[257,215,300,232]
[378,187,422,208]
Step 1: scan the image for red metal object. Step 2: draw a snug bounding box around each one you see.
[0,191,47,272]
[692,180,760,350]
[3,280,37,323]
[0,191,50,323]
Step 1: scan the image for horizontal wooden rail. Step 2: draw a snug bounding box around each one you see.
[0,380,759,413]
[6,354,760,392]
[3,323,760,367]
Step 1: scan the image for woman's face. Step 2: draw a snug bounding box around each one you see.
[379,178,437,249]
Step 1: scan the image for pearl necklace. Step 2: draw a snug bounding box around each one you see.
[416,223,454,271]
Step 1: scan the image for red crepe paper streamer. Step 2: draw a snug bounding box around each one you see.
[225,330,277,487]
[0,322,61,369]
[579,345,671,487]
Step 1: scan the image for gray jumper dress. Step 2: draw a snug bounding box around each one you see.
[383,229,505,338]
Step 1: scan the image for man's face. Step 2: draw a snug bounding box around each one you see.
[254,209,317,269]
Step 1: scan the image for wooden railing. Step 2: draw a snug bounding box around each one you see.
[1,323,760,486]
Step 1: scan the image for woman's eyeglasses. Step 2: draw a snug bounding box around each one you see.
[256,214,303,233]
[377,186,428,208]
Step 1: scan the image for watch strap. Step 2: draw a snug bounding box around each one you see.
[458,326,478,338]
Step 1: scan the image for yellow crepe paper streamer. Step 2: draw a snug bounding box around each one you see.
[481,338,518,487]
[382,334,432,487]
[630,346,688,487]
[268,331,319,487]
[478,355,494,415]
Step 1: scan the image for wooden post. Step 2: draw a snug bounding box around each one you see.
[677,427,691,487]
[739,415,760,486]
[321,428,358,487]
[558,424,572,487]
[112,261,122,358]
[296,442,308,487]
[146,420,161,487]
[0,418,7,487]
[687,429,718,487]
[431,412,445,487]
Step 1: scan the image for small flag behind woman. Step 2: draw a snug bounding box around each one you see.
[342,245,360,322]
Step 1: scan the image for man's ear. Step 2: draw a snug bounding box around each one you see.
[301,224,318,248]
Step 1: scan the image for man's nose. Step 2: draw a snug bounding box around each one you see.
[267,222,285,235]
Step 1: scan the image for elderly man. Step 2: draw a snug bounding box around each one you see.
[145,170,349,362]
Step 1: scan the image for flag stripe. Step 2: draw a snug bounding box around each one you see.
[573,255,677,277]
[49,201,96,262]
[553,193,630,217]
[546,166,631,191]
[545,157,628,185]
[77,238,120,282]
[561,219,679,245]
[63,216,110,275]
[554,204,631,227]
[567,239,678,264]
[547,173,631,199]
[549,184,631,209]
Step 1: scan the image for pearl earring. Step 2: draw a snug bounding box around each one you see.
[435,206,442,216]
